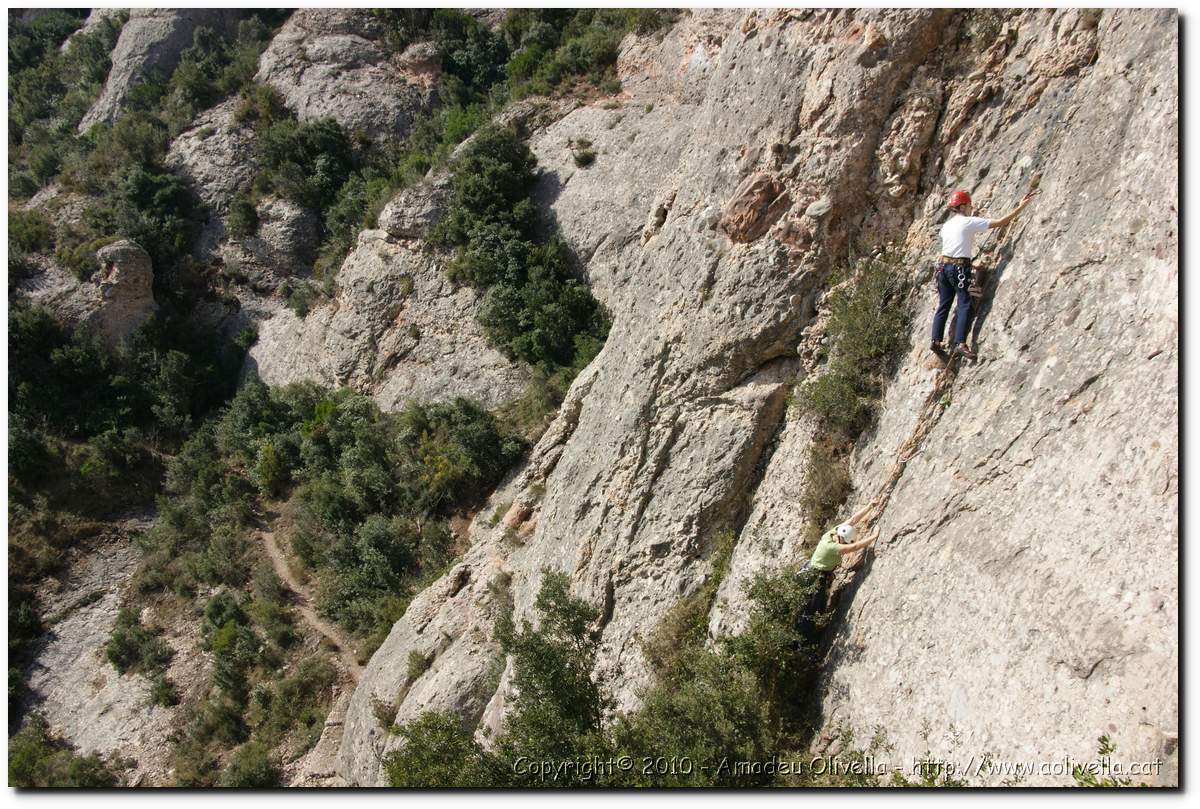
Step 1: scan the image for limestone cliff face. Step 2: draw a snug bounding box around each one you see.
[78,9,239,132]
[254,9,437,142]
[336,8,1177,786]
[812,9,1178,783]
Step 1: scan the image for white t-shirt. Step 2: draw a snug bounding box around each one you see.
[940,214,991,258]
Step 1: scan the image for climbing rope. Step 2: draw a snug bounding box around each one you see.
[859,354,962,529]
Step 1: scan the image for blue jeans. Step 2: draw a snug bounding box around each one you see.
[931,261,973,347]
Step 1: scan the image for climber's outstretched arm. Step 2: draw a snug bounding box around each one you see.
[988,190,1037,229]
[846,496,881,528]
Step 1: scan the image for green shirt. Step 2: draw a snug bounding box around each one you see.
[809,529,842,572]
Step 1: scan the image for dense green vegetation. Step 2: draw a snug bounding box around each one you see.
[385,552,830,787]
[224,83,361,304]
[797,251,913,541]
[130,379,523,646]
[302,8,676,295]
[8,715,122,787]
[435,125,609,383]
[8,11,124,194]
[112,378,522,784]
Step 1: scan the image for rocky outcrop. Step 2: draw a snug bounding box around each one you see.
[221,196,321,286]
[17,239,157,347]
[375,174,449,240]
[165,98,258,216]
[338,8,1177,788]
[79,9,238,132]
[164,97,261,261]
[246,200,528,410]
[717,172,791,243]
[254,9,436,141]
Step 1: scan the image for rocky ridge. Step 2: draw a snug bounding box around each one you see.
[254,9,437,142]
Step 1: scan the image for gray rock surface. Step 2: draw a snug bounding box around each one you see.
[164,97,261,260]
[164,97,258,217]
[21,521,197,787]
[254,9,436,141]
[221,195,321,285]
[338,8,1177,787]
[247,218,528,411]
[78,9,238,132]
[812,8,1178,785]
[17,239,158,347]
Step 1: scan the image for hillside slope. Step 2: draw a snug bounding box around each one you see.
[337,8,1176,786]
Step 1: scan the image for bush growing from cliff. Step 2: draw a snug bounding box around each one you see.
[384,711,500,787]
[493,571,612,780]
[388,560,823,787]
[8,714,121,788]
[500,9,676,98]
[248,657,336,749]
[798,250,913,540]
[158,17,283,138]
[255,117,355,212]
[105,607,175,676]
[435,125,611,380]
[226,189,259,238]
[8,209,53,254]
[802,251,913,439]
[612,649,774,787]
[219,741,281,787]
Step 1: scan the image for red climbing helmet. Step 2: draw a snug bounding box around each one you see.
[948,190,972,209]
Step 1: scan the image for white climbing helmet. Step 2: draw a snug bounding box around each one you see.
[835,523,857,543]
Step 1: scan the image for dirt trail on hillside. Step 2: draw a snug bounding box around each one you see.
[258,530,363,680]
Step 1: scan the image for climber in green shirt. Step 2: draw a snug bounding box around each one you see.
[808,502,879,572]
[797,498,879,638]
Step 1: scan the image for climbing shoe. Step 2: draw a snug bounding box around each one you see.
[930,340,946,355]
[952,344,977,361]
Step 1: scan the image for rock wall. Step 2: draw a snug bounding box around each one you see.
[813,8,1178,784]
[78,9,238,132]
[245,190,529,410]
[254,9,436,142]
[337,8,1177,787]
